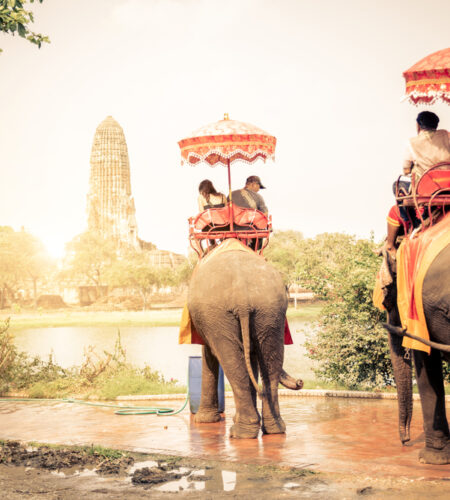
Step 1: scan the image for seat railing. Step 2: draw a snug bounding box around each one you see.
[396,161,450,226]
[188,204,272,256]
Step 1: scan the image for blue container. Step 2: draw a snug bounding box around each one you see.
[188,355,225,414]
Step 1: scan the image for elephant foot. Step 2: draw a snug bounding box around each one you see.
[262,417,286,435]
[194,409,221,423]
[399,427,411,445]
[419,444,450,465]
[230,422,260,439]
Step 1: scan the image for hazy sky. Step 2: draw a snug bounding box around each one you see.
[1,0,449,256]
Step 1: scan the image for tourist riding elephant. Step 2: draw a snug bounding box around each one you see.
[188,244,302,439]
[383,244,450,465]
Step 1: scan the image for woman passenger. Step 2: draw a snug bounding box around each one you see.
[198,179,226,212]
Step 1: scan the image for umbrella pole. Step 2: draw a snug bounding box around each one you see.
[227,158,234,231]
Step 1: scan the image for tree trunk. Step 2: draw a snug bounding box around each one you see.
[33,278,38,309]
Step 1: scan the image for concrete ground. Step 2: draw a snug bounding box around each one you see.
[0,394,449,480]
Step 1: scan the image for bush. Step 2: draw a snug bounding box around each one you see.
[298,234,392,389]
[0,322,184,398]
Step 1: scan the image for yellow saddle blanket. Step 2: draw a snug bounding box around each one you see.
[396,213,450,354]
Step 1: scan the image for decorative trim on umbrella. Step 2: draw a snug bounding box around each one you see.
[402,48,450,105]
[178,123,276,166]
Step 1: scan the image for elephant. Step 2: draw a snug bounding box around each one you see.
[187,244,302,439]
[383,243,450,465]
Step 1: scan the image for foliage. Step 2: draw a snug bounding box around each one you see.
[267,230,392,389]
[0,316,68,394]
[0,323,184,398]
[107,250,179,310]
[0,0,49,53]
[300,234,391,389]
[264,230,304,284]
[62,231,117,289]
[0,226,54,307]
[79,331,126,383]
[172,251,197,285]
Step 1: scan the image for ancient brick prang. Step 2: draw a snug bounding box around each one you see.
[87,116,139,248]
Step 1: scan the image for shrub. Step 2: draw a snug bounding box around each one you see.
[300,234,392,389]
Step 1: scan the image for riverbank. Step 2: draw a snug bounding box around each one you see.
[2,302,323,329]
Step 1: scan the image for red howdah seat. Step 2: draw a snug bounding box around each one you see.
[416,166,450,197]
[193,206,230,231]
[192,206,269,231]
[189,205,272,256]
[232,205,268,229]
[398,162,450,209]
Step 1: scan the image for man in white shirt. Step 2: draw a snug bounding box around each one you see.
[385,112,450,256]
[402,111,450,180]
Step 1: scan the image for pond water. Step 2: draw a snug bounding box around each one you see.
[10,320,317,384]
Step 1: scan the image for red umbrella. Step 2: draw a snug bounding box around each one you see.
[178,114,276,200]
[403,48,450,105]
[178,114,276,246]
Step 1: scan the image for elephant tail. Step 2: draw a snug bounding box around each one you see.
[383,323,450,353]
[239,312,262,397]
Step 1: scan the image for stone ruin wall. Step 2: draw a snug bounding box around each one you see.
[87,116,139,249]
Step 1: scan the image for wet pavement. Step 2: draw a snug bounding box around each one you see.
[0,395,449,480]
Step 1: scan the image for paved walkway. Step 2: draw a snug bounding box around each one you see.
[0,396,449,479]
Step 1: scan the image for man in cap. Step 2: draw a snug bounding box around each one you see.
[229,175,268,214]
[229,175,268,250]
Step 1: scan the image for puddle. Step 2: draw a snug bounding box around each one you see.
[156,475,206,492]
[222,470,236,491]
[50,467,98,478]
[284,481,301,490]
[128,460,159,474]
[190,469,205,477]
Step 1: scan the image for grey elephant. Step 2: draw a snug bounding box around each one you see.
[383,243,450,465]
[188,244,302,439]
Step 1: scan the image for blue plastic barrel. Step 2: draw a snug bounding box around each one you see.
[188,355,225,414]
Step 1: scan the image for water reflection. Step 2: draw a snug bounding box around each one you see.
[10,320,315,383]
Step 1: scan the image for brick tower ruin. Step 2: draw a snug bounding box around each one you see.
[87,116,139,248]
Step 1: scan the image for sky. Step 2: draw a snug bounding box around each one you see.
[1,0,449,257]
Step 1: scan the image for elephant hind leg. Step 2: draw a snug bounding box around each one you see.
[261,375,286,435]
[194,345,221,424]
[414,349,450,464]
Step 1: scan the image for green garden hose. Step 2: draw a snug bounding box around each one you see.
[0,391,189,417]
[0,392,189,416]
[0,365,193,416]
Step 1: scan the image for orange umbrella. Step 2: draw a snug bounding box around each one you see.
[178,114,276,233]
[178,113,276,167]
[403,47,450,105]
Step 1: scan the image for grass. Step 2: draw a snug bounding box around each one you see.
[286,302,323,321]
[4,302,323,330]
[26,442,126,459]
[4,309,184,330]
[23,366,186,400]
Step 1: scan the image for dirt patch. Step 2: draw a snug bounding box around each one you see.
[0,440,133,472]
[0,441,450,499]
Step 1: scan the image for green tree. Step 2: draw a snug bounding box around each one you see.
[62,231,117,292]
[300,234,391,389]
[0,226,53,308]
[265,230,304,285]
[172,251,197,286]
[0,0,49,53]
[107,251,170,311]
